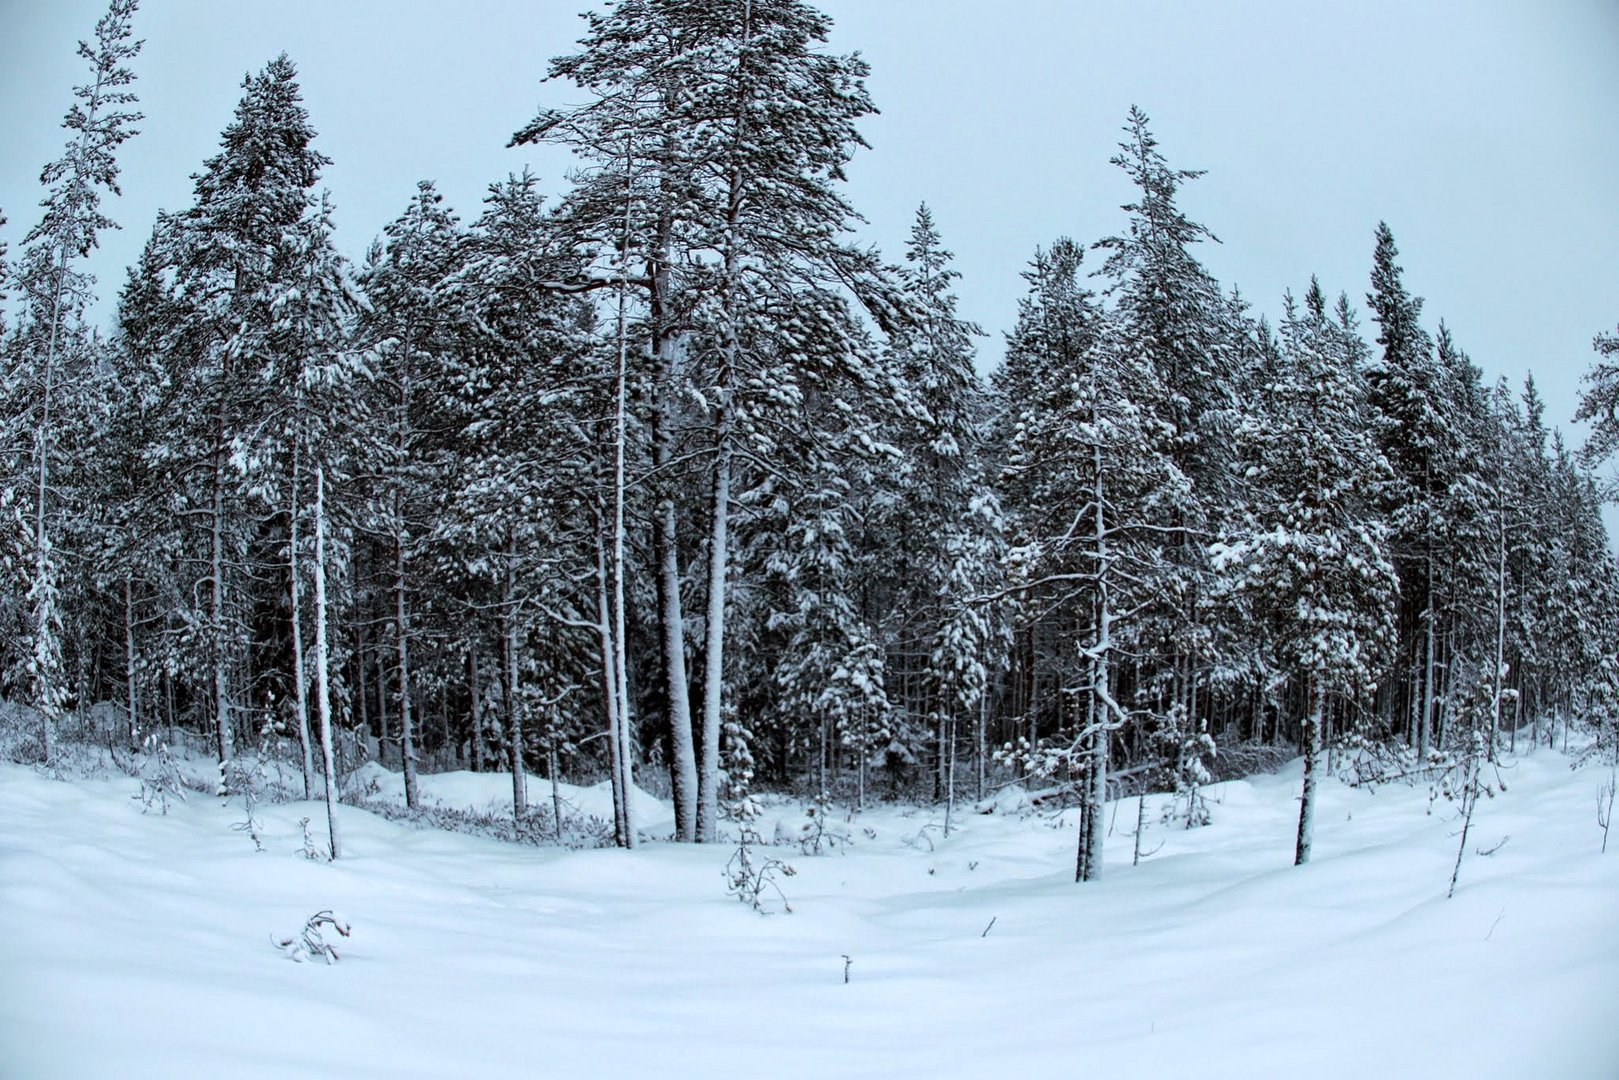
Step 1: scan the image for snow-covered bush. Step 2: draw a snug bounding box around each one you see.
[796,792,851,855]
[132,736,189,815]
[723,718,795,913]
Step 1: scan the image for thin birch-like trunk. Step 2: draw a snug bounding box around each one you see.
[1078,449,1112,883]
[395,536,417,809]
[596,528,631,846]
[288,440,314,798]
[468,643,483,774]
[124,578,138,746]
[606,181,637,848]
[549,744,565,844]
[211,402,231,788]
[312,467,340,859]
[502,533,526,817]
[696,432,731,842]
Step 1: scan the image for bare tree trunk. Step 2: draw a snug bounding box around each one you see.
[1078,453,1113,883]
[606,199,638,849]
[549,744,565,844]
[211,411,232,789]
[378,636,393,765]
[395,537,418,809]
[288,441,314,798]
[124,578,138,746]
[651,344,698,841]
[696,415,732,842]
[502,533,526,817]
[312,467,341,859]
[976,690,988,803]
[1295,683,1322,866]
[596,527,634,847]
[468,642,483,774]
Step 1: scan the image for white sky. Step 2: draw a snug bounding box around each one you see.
[2,0,1616,444]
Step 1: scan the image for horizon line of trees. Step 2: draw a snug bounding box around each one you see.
[5,0,1619,874]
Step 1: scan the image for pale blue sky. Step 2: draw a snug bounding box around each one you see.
[2,0,1616,443]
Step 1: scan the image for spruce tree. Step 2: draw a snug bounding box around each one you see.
[1219,285,1397,864]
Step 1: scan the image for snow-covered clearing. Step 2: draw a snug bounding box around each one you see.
[2,749,1616,1078]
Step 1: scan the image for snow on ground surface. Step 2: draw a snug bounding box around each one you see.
[2,748,1617,1079]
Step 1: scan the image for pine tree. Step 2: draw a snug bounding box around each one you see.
[451,171,603,821]
[518,0,890,840]
[1575,324,1619,465]
[997,235,1177,881]
[4,0,142,764]
[356,181,468,810]
[142,53,330,784]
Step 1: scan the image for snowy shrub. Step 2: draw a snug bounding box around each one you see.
[274,910,351,964]
[132,736,189,815]
[1599,775,1616,854]
[1166,730,1216,829]
[347,792,612,850]
[1429,728,1506,898]
[797,792,851,855]
[0,700,47,764]
[725,821,797,914]
[723,718,795,913]
[231,803,265,853]
[298,817,327,861]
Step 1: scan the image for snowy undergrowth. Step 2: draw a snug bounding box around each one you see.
[1,750,1616,1078]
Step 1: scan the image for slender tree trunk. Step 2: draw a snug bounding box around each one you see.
[650,342,698,844]
[976,689,988,803]
[395,537,418,809]
[211,403,232,788]
[1078,452,1112,883]
[312,467,341,859]
[606,197,638,848]
[468,642,483,774]
[1295,684,1322,866]
[549,744,565,844]
[502,533,526,817]
[596,527,633,847]
[696,410,732,842]
[124,578,139,747]
[288,441,314,798]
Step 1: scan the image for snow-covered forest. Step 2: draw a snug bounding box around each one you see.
[3,2,1618,1074]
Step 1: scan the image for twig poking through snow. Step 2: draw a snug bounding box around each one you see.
[841,955,851,984]
[981,916,997,938]
[274,910,351,964]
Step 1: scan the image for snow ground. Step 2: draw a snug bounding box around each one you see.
[2,748,1617,1078]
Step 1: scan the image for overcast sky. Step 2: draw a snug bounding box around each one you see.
[2,0,1616,445]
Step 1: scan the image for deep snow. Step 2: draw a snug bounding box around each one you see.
[2,748,1617,1078]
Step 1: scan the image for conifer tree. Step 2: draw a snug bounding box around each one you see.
[1218,285,1397,864]
[142,54,329,783]
[518,0,890,840]
[4,0,142,764]
[1365,222,1451,757]
[1094,106,1239,763]
[357,181,468,810]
